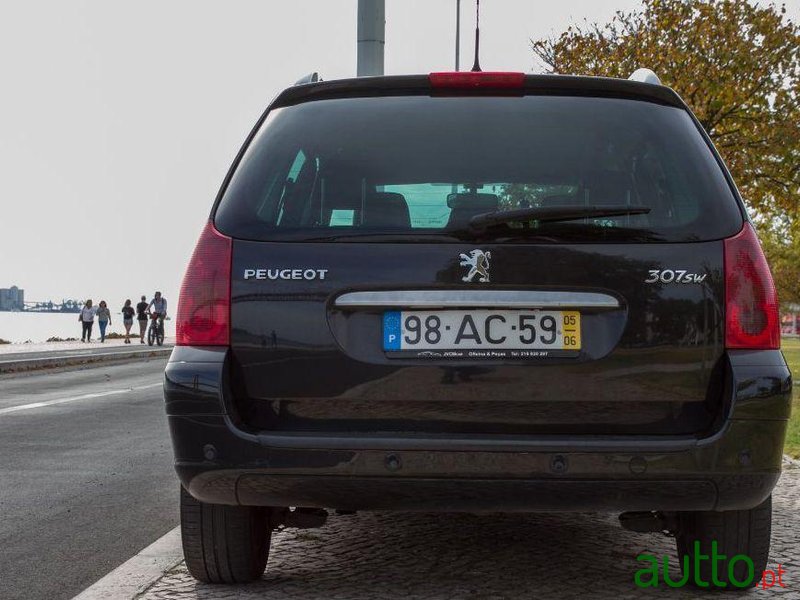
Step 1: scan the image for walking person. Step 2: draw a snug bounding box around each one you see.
[121,299,136,344]
[136,295,149,344]
[96,300,112,343]
[79,299,97,342]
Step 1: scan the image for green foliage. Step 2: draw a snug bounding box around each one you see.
[756,216,800,306]
[778,337,800,458]
[499,183,576,209]
[532,0,800,304]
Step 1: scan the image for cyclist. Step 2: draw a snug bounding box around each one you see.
[148,291,168,335]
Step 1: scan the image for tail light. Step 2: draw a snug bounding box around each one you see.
[429,71,525,90]
[724,222,779,349]
[176,220,231,346]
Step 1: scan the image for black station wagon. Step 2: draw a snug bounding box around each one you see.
[166,70,791,588]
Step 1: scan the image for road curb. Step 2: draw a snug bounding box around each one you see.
[0,347,172,374]
[72,527,183,600]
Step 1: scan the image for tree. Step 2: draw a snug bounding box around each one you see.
[532,0,800,304]
[759,217,800,307]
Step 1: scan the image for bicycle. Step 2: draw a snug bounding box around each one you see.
[147,312,165,346]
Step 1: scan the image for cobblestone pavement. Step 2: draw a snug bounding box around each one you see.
[142,467,800,599]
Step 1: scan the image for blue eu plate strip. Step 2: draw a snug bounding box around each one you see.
[383,311,401,351]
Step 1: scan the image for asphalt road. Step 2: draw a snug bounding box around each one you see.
[4,358,799,600]
[0,358,176,600]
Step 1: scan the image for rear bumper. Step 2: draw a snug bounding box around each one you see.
[164,347,791,512]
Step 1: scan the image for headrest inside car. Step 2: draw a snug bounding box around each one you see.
[363,192,411,228]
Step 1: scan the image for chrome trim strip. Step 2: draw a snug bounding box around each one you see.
[334,290,619,309]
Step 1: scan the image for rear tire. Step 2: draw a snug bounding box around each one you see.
[676,496,771,590]
[180,486,271,584]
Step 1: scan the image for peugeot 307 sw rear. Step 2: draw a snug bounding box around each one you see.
[165,72,791,587]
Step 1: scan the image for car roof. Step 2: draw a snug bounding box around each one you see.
[270,73,686,110]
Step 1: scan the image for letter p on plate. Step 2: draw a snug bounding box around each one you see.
[383,311,401,351]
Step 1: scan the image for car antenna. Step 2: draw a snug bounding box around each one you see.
[471,0,481,72]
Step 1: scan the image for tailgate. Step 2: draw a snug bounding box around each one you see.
[228,240,724,436]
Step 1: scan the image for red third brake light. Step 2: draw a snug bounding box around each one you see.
[724,222,780,349]
[176,220,231,346]
[429,71,525,90]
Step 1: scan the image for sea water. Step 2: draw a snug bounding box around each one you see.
[0,311,175,343]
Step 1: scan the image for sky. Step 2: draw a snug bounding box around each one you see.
[1,0,798,312]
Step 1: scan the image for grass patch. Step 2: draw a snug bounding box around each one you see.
[781,338,800,459]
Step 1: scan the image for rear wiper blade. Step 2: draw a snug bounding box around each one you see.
[468,205,651,230]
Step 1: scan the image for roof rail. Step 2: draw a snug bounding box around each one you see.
[295,72,321,86]
[628,68,661,86]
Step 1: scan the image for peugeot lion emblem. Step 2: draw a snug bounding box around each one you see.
[460,249,491,283]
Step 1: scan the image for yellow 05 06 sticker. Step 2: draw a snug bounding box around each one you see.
[561,311,581,350]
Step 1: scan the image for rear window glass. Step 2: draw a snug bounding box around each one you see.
[214,95,743,242]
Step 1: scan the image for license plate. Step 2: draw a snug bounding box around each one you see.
[383,310,581,357]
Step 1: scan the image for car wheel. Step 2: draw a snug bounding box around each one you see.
[676,496,771,589]
[180,486,271,584]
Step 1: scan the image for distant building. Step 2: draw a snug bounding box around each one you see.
[0,286,24,311]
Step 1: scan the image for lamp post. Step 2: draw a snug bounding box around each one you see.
[357,0,385,76]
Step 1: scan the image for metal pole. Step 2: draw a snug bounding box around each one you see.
[451,0,461,198]
[357,0,385,77]
[455,0,461,71]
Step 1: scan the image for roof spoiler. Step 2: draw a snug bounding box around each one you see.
[628,68,661,86]
[269,73,685,111]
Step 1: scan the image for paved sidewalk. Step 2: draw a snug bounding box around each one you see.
[0,338,175,357]
[0,339,174,373]
[111,466,800,599]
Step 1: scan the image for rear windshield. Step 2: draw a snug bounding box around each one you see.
[214,94,743,242]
